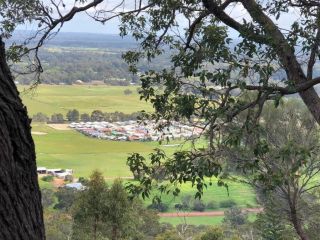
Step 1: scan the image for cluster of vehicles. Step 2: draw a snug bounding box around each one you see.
[69,120,203,141]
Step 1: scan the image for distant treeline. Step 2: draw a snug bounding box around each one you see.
[13,47,170,85]
[32,109,141,123]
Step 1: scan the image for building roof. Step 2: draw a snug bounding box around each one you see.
[65,182,85,190]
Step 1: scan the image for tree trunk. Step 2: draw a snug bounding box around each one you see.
[290,205,309,240]
[299,88,320,124]
[0,39,45,239]
[93,217,97,240]
[112,225,118,240]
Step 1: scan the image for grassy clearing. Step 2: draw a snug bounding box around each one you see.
[160,213,256,226]
[19,85,152,116]
[160,216,225,226]
[143,180,257,212]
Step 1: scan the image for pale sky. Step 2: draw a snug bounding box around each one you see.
[17,1,300,35]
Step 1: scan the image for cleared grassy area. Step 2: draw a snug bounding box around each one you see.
[19,84,152,116]
[160,216,224,225]
[144,180,257,212]
[160,213,257,226]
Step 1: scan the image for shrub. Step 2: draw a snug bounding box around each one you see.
[198,227,224,240]
[78,177,89,186]
[155,230,182,240]
[223,207,248,227]
[66,109,80,122]
[50,113,64,123]
[219,200,237,208]
[181,195,193,209]
[206,201,218,210]
[147,202,169,212]
[174,203,183,210]
[32,112,49,122]
[123,89,133,95]
[193,199,206,212]
[41,175,54,182]
[54,188,77,211]
[41,189,54,208]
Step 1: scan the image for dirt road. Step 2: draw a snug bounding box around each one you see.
[158,208,263,217]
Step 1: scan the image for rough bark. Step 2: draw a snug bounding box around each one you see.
[112,226,118,240]
[290,205,309,240]
[0,38,45,239]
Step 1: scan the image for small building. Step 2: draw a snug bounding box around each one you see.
[37,167,47,174]
[65,182,85,190]
[47,169,63,176]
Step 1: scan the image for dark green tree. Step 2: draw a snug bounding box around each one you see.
[254,200,293,240]
[72,172,157,240]
[51,113,65,123]
[66,109,80,122]
[91,110,104,122]
[105,179,138,240]
[223,207,248,228]
[54,188,78,212]
[72,170,109,240]
[32,112,49,122]
[80,113,91,122]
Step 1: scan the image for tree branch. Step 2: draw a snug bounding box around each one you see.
[307,10,320,80]
[202,0,268,44]
[185,11,210,50]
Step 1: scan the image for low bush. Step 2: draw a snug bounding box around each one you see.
[41,175,54,182]
[193,199,206,212]
[181,195,193,209]
[219,200,237,208]
[206,201,218,210]
[147,202,169,212]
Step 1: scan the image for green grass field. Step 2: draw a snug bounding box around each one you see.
[19,84,152,116]
[144,180,257,212]
[160,216,225,226]
[24,85,258,225]
[160,214,256,226]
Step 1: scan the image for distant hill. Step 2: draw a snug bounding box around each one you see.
[8,30,138,49]
[8,31,171,85]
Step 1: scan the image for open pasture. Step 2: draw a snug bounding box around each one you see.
[19,84,152,116]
